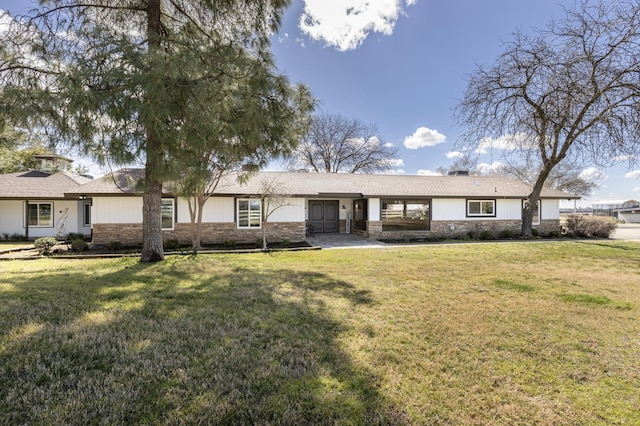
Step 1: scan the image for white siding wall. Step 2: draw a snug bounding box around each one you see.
[541,199,560,220]
[0,200,25,236]
[175,197,235,223]
[368,198,381,221]
[269,198,305,222]
[0,199,87,238]
[93,197,143,224]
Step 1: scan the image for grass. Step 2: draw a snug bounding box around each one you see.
[0,241,33,251]
[1,241,639,424]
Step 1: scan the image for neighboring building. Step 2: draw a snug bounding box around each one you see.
[55,169,578,246]
[592,200,640,218]
[33,153,74,173]
[0,170,92,239]
[615,206,640,223]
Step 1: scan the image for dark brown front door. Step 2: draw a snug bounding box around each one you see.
[309,201,339,233]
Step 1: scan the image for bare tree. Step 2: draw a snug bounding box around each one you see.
[285,112,398,173]
[455,0,640,237]
[255,175,292,251]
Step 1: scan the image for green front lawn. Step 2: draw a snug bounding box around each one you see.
[1,241,639,424]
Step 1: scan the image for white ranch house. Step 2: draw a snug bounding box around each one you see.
[1,169,579,244]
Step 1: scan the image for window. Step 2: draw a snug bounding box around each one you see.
[353,199,367,231]
[237,199,261,228]
[523,200,540,225]
[467,199,495,217]
[161,199,174,230]
[83,202,91,227]
[381,199,430,231]
[27,202,53,227]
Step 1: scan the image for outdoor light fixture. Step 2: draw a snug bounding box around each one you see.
[78,195,87,200]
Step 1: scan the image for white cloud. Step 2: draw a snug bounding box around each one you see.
[446,151,464,159]
[634,187,640,192]
[403,127,446,150]
[476,133,532,154]
[579,167,607,182]
[299,0,417,51]
[385,168,406,175]
[388,158,404,167]
[417,169,441,176]
[625,170,640,179]
[475,161,505,175]
[384,142,395,148]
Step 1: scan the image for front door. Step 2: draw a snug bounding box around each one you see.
[309,201,339,233]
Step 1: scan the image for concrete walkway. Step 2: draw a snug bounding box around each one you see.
[610,223,640,241]
[306,233,390,249]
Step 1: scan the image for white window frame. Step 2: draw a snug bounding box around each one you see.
[237,198,262,229]
[26,201,53,227]
[466,199,496,217]
[523,200,541,225]
[161,198,175,230]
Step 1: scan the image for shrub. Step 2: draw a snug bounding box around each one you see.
[499,229,514,239]
[164,239,180,250]
[281,238,291,246]
[106,241,124,251]
[34,237,58,255]
[565,214,617,238]
[531,228,540,237]
[71,238,89,252]
[479,230,495,240]
[9,233,24,242]
[66,232,85,241]
[548,230,562,238]
[464,231,476,240]
[224,240,236,247]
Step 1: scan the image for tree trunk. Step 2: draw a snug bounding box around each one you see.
[141,0,164,262]
[141,176,164,262]
[522,163,553,238]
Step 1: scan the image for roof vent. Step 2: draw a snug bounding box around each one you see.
[448,170,469,176]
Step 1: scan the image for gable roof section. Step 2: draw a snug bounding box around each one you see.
[66,169,579,199]
[0,171,92,199]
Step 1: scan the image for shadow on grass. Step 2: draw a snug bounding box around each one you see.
[0,257,406,424]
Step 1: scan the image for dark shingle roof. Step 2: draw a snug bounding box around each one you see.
[0,171,92,199]
[65,169,579,199]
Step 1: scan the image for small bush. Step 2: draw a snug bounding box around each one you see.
[71,238,89,252]
[565,214,617,238]
[34,237,58,255]
[106,241,124,251]
[281,238,291,246]
[164,239,180,250]
[224,240,236,247]
[479,230,495,240]
[464,231,476,240]
[499,229,514,239]
[9,233,24,242]
[548,230,562,238]
[255,237,266,248]
[531,228,540,237]
[66,232,85,241]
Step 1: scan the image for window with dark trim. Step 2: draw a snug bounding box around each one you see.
[27,202,53,227]
[83,202,91,227]
[381,199,430,231]
[353,199,367,231]
[161,199,174,230]
[467,199,495,217]
[523,200,540,225]
[237,199,261,229]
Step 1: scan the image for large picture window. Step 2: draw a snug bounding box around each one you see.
[237,199,261,229]
[467,199,495,217]
[161,199,174,230]
[27,202,53,227]
[381,199,430,231]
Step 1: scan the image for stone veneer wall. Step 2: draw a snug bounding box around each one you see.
[92,222,305,246]
[365,219,561,239]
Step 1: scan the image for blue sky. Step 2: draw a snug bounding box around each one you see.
[2,0,640,205]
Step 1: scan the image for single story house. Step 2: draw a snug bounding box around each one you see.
[0,170,92,240]
[53,169,578,245]
[615,206,640,223]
